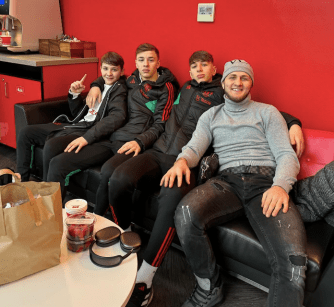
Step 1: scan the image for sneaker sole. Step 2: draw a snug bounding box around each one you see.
[146,287,154,306]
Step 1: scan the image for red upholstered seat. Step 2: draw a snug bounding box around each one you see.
[298,128,334,180]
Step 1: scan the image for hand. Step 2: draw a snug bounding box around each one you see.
[86,86,102,109]
[160,158,191,188]
[70,74,87,94]
[289,124,305,158]
[261,186,290,218]
[64,137,88,153]
[117,141,141,157]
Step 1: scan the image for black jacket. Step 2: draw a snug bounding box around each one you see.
[153,74,302,157]
[153,74,225,157]
[52,76,127,144]
[92,67,179,151]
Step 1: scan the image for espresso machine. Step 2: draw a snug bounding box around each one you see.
[0,0,63,52]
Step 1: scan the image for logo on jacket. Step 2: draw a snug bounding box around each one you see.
[202,91,213,97]
[186,85,191,89]
[144,83,152,92]
[196,95,211,105]
[89,109,97,115]
[130,77,136,84]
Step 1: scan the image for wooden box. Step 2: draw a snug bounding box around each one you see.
[38,39,50,55]
[39,39,96,58]
[49,39,60,57]
[59,41,96,58]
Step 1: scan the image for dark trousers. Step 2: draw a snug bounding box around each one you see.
[16,123,61,181]
[95,149,197,267]
[175,171,307,307]
[16,123,113,197]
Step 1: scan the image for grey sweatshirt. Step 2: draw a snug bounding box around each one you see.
[177,94,300,193]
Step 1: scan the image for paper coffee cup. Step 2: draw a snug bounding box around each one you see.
[65,199,88,217]
[0,35,11,46]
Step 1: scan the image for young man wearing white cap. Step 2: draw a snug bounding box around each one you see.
[163,60,307,307]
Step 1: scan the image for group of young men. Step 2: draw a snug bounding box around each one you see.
[16,43,334,307]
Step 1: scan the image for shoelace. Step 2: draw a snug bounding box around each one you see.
[188,283,213,306]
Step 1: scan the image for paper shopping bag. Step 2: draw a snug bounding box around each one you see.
[0,180,63,285]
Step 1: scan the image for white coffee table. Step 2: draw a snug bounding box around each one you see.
[1,210,138,307]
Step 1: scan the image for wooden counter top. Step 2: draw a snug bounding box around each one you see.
[0,53,98,67]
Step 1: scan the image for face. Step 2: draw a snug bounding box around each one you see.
[100,63,124,85]
[189,61,217,83]
[135,50,160,81]
[222,72,252,102]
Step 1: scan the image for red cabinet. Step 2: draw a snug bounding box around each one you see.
[0,75,42,148]
[0,59,98,148]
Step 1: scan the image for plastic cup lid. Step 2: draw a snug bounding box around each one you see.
[65,199,87,213]
[65,212,96,226]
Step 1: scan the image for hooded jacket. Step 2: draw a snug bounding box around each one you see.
[153,74,225,157]
[92,66,179,151]
[51,76,127,144]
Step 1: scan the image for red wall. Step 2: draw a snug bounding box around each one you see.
[60,0,334,132]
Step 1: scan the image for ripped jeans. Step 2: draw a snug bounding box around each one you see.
[175,171,307,307]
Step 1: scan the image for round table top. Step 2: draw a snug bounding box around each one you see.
[1,210,138,307]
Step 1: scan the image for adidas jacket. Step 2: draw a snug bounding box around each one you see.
[153,74,225,157]
[91,67,179,151]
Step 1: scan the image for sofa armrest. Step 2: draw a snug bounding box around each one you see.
[309,253,334,306]
[14,96,71,141]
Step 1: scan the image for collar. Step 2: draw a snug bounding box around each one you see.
[139,72,160,85]
[224,94,252,112]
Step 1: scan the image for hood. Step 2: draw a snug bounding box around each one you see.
[128,66,179,91]
[190,73,223,90]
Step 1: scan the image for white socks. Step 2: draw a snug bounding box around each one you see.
[136,260,157,288]
[124,225,132,232]
[195,274,211,291]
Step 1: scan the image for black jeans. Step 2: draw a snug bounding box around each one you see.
[96,149,197,266]
[16,123,113,197]
[16,123,61,181]
[175,171,307,307]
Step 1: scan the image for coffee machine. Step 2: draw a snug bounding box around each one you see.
[0,0,63,52]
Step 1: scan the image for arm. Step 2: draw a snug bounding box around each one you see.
[65,84,127,153]
[134,82,176,150]
[161,111,213,187]
[81,86,127,144]
[281,111,304,157]
[85,76,105,107]
[118,82,175,156]
[262,107,300,217]
[68,74,87,116]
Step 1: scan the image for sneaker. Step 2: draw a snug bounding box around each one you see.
[181,275,224,307]
[126,283,153,307]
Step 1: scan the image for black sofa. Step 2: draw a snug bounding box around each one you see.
[15,98,334,306]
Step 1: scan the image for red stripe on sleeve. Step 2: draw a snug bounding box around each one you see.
[162,82,174,121]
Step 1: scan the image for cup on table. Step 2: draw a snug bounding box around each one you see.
[65,199,87,217]
[65,212,96,253]
[0,34,11,46]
